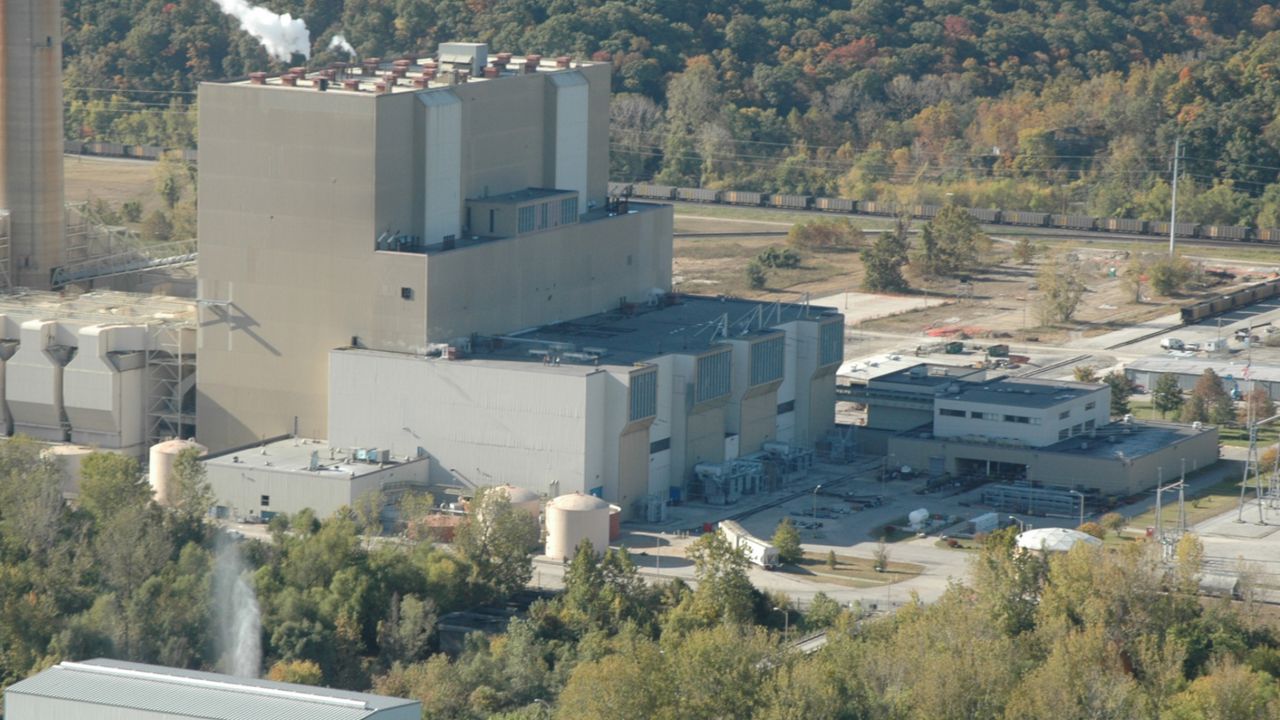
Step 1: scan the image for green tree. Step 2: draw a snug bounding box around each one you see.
[1037,255,1087,324]
[142,209,173,243]
[826,549,838,570]
[1149,255,1195,296]
[682,528,755,626]
[861,216,911,292]
[1104,371,1136,417]
[915,204,989,276]
[79,452,150,520]
[805,592,841,630]
[747,260,767,289]
[154,152,190,210]
[1153,373,1185,419]
[169,447,213,522]
[771,518,802,565]
[452,486,540,602]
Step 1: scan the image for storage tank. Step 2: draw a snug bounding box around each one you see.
[544,492,610,561]
[608,504,622,541]
[148,438,208,506]
[495,484,542,516]
[42,443,94,497]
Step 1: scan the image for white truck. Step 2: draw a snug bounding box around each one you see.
[719,520,780,569]
[1160,338,1185,351]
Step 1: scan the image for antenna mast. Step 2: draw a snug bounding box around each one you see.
[1169,138,1180,257]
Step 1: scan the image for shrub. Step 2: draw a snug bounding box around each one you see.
[1077,521,1106,539]
[756,246,801,269]
[787,218,864,250]
[746,261,767,289]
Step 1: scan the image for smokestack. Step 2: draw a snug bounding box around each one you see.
[0,0,65,289]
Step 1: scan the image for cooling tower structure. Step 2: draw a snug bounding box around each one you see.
[0,0,66,289]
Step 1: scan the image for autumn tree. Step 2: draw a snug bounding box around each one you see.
[452,486,540,602]
[861,215,911,292]
[1073,365,1099,383]
[1038,255,1087,323]
[771,518,802,565]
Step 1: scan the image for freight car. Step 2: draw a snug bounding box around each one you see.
[859,200,898,216]
[768,193,812,210]
[1100,217,1147,234]
[631,184,676,200]
[722,190,764,206]
[814,197,855,213]
[1150,221,1199,238]
[1203,224,1249,241]
[676,187,720,203]
[1180,278,1280,323]
[967,208,1000,223]
[1003,211,1049,226]
[1050,214,1097,231]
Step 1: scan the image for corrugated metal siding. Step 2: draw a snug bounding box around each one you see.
[695,349,732,403]
[749,335,785,386]
[819,319,843,367]
[628,367,658,421]
[4,667,398,720]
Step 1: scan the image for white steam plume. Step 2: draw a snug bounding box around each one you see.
[213,0,311,62]
[328,34,356,57]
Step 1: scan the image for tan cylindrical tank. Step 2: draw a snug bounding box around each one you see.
[1,0,66,289]
[148,439,208,506]
[496,484,542,516]
[42,443,94,497]
[544,492,609,561]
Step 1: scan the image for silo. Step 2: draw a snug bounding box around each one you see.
[0,0,65,289]
[544,492,610,561]
[42,443,93,497]
[148,438,208,506]
[496,484,542,516]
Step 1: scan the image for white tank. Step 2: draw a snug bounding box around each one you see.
[495,484,542,516]
[908,507,930,530]
[42,443,95,497]
[544,492,610,561]
[148,439,207,506]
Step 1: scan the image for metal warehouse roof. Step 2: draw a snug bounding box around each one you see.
[941,377,1104,410]
[4,659,418,720]
[1127,355,1280,384]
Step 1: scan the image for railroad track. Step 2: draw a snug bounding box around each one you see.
[1016,353,1093,378]
[1105,324,1187,351]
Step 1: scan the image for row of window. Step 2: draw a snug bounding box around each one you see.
[1057,419,1097,440]
[648,401,796,454]
[938,407,1041,425]
[516,197,579,234]
[749,336,786,387]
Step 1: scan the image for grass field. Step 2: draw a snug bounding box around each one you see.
[1125,476,1246,531]
[779,550,923,588]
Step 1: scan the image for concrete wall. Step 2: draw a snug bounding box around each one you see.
[196,63,660,451]
[205,456,429,520]
[327,349,594,497]
[63,325,146,453]
[422,206,672,341]
[933,386,1109,447]
[887,425,1219,496]
[0,0,64,289]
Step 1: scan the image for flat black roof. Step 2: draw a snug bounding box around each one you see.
[872,363,985,388]
[1043,420,1211,459]
[940,377,1103,410]
[470,294,839,367]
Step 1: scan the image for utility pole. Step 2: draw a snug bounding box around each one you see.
[1169,138,1181,257]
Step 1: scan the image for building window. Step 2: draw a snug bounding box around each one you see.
[260,495,270,507]
[939,408,966,417]
[650,437,671,454]
[488,209,496,233]
[970,411,984,419]
[560,197,578,224]
[1004,414,1031,424]
[1059,410,1071,419]
[401,287,413,300]
[695,349,732,403]
[1073,423,1083,435]
[777,400,795,414]
[1030,418,1041,425]
[1085,401,1096,411]
[749,336,785,386]
[517,206,535,233]
[1085,419,1095,431]
[819,320,842,366]
[540,202,549,229]
[628,368,658,421]
[1058,429,1069,440]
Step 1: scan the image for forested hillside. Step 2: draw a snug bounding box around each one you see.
[62,2,1280,224]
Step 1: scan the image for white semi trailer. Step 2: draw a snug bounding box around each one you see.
[719,520,780,569]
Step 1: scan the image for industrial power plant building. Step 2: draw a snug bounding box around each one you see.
[850,363,1218,497]
[187,43,843,518]
[2,659,420,719]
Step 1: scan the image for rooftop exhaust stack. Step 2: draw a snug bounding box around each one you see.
[0,0,65,289]
[438,42,487,76]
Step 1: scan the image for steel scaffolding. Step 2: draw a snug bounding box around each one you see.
[145,321,195,445]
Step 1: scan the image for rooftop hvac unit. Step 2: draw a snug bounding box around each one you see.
[354,448,368,461]
[372,449,391,464]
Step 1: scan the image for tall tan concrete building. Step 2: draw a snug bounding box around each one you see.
[197,45,673,451]
[0,0,66,288]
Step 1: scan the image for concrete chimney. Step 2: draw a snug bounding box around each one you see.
[0,0,66,289]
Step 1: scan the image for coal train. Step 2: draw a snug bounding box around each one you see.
[612,182,1280,246]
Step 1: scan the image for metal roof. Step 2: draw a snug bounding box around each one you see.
[941,377,1103,410]
[4,659,418,720]
[1127,355,1280,384]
